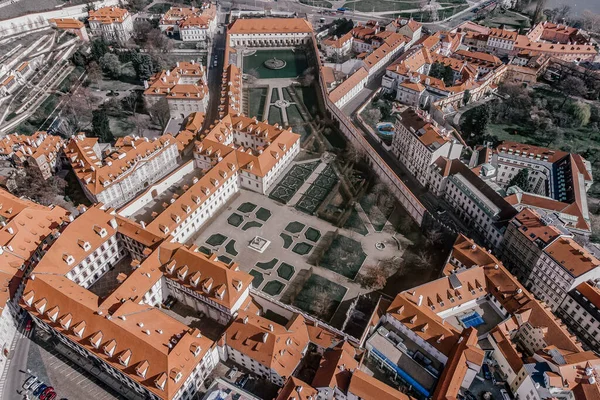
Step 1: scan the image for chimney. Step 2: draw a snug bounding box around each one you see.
[109,218,117,229]
[417,295,423,306]
[140,221,146,228]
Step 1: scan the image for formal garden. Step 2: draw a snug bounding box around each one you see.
[269,161,320,204]
[295,164,339,214]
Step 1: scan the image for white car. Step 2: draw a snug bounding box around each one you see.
[22,376,37,390]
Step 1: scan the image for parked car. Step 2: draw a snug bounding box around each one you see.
[33,384,47,396]
[40,387,54,400]
[23,376,37,390]
[236,374,249,387]
[45,393,57,400]
[226,366,238,379]
[25,320,32,332]
[29,381,44,393]
[500,389,511,400]
[482,364,492,380]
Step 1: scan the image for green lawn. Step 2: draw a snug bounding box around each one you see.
[293,274,347,321]
[320,235,366,279]
[263,281,285,296]
[285,221,305,234]
[206,234,227,247]
[344,208,369,236]
[292,242,314,255]
[242,221,263,231]
[304,227,321,242]
[249,270,264,288]
[277,263,295,280]
[256,258,279,270]
[256,207,271,222]
[227,213,244,227]
[300,0,332,7]
[225,240,238,256]
[238,202,257,213]
[280,233,294,249]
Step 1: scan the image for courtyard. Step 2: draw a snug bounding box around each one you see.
[188,185,403,324]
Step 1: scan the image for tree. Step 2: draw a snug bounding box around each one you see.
[133,20,154,43]
[360,264,388,290]
[59,88,94,136]
[90,39,109,61]
[460,104,490,143]
[429,62,454,86]
[12,166,66,206]
[99,53,122,78]
[580,10,600,32]
[533,0,547,24]
[124,91,139,116]
[149,98,171,130]
[463,89,471,105]
[92,109,114,143]
[508,168,530,191]
[128,0,147,12]
[569,101,591,127]
[72,49,87,67]
[86,61,103,88]
[299,67,315,87]
[365,108,382,125]
[147,29,172,53]
[559,76,588,100]
[133,53,154,81]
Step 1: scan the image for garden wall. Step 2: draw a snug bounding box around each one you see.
[309,35,427,226]
[250,289,361,346]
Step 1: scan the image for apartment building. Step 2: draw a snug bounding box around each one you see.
[0,132,64,179]
[66,134,180,209]
[392,108,462,187]
[328,67,369,109]
[218,64,243,118]
[557,281,600,351]
[385,17,422,47]
[144,61,209,118]
[88,7,133,42]
[502,209,600,312]
[0,190,68,378]
[486,28,518,55]
[194,114,301,195]
[22,274,218,400]
[222,312,310,386]
[322,31,353,59]
[428,158,517,250]
[159,4,217,42]
[369,234,595,400]
[227,18,313,47]
[382,45,506,112]
[48,18,89,41]
[496,141,593,236]
[311,341,358,399]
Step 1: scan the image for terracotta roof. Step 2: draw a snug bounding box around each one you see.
[489,28,517,41]
[66,134,178,196]
[545,237,600,278]
[312,342,357,391]
[347,370,411,400]
[49,18,84,29]
[511,208,562,246]
[88,7,129,24]
[33,205,118,276]
[225,312,310,379]
[432,328,483,400]
[515,35,597,55]
[329,67,368,104]
[276,377,318,400]
[228,18,312,34]
[21,274,213,399]
[322,31,353,49]
[573,281,600,310]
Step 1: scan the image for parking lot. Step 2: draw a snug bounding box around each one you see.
[14,330,123,400]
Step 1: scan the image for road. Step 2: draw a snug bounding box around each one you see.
[3,317,31,400]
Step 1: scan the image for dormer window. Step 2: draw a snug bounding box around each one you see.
[118,349,131,367]
[170,368,182,383]
[78,240,91,251]
[90,331,103,348]
[103,339,117,357]
[166,260,176,274]
[63,253,75,265]
[155,373,167,391]
[202,278,213,293]
[93,225,107,238]
[190,342,201,356]
[73,321,86,338]
[136,360,149,378]
[59,313,72,330]
[47,306,59,322]
[34,298,47,314]
[177,265,188,280]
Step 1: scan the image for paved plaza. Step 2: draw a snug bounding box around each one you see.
[188,185,405,315]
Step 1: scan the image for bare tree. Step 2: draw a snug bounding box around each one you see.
[365,108,382,124]
[581,10,600,32]
[359,264,388,290]
[425,228,444,247]
[124,91,138,116]
[59,89,94,136]
[149,98,171,130]
[87,61,103,89]
[12,166,66,206]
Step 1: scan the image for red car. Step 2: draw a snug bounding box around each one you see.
[25,320,32,332]
[40,387,54,400]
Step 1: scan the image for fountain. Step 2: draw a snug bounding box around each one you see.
[248,236,271,253]
[264,57,286,70]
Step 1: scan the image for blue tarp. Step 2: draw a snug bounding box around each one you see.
[370,347,431,398]
[461,312,484,328]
